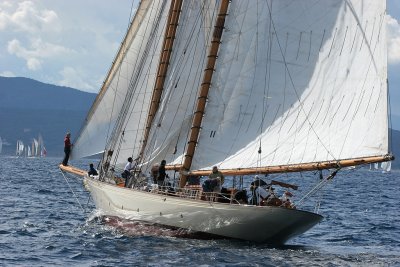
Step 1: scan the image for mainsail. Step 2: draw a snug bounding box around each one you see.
[71,0,390,178]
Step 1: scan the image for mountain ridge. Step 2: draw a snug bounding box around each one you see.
[0,76,96,156]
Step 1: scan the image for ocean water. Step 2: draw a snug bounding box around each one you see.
[0,156,399,266]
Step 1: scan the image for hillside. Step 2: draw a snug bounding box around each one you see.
[0,76,96,157]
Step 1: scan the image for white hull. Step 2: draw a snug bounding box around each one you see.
[84,177,322,244]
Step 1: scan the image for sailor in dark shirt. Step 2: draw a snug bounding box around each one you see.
[88,163,98,176]
[157,160,168,186]
[62,132,72,166]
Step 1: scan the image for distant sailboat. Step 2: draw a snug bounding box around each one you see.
[0,136,2,154]
[60,0,393,244]
[16,140,24,157]
[381,161,392,173]
[41,146,47,157]
[26,145,32,157]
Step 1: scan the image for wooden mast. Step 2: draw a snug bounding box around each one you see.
[179,0,230,188]
[139,0,183,159]
[168,154,394,176]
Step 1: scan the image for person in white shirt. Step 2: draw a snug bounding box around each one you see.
[122,157,136,187]
[247,176,269,205]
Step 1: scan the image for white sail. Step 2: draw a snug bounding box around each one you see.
[0,136,2,154]
[32,138,39,157]
[381,161,391,173]
[27,146,32,157]
[374,162,379,170]
[71,0,389,173]
[16,140,24,156]
[187,1,388,171]
[141,0,220,171]
[71,0,169,161]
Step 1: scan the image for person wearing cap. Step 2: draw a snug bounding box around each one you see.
[209,166,224,187]
[62,132,72,166]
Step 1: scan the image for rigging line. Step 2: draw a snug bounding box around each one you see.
[295,169,338,207]
[101,1,162,168]
[71,2,142,156]
[179,0,220,166]
[140,0,207,167]
[59,170,86,213]
[264,0,337,161]
[106,1,157,158]
[109,1,168,168]
[259,0,274,152]
[128,0,136,23]
[143,0,219,169]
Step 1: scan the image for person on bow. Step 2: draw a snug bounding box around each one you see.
[62,132,72,166]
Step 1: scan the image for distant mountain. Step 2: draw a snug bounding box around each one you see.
[0,76,96,157]
[0,76,95,111]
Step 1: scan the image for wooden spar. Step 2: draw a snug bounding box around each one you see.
[139,0,183,159]
[59,164,86,177]
[179,0,230,188]
[168,154,394,177]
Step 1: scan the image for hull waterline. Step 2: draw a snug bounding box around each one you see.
[84,177,323,244]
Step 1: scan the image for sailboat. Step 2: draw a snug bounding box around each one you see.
[60,0,393,244]
[16,140,24,157]
[381,161,392,173]
[26,145,32,158]
[0,136,2,154]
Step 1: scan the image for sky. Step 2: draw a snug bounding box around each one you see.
[0,1,400,120]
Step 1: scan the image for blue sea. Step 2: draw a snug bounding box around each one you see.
[0,156,399,266]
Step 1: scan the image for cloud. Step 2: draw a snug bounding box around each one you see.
[59,66,95,91]
[0,70,15,77]
[0,1,59,32]
[387,15,400,65]
[7,38,73,71]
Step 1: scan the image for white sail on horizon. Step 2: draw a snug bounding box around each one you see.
[16,140,24,156]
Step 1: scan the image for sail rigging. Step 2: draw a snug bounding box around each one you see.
[71,0,168,162]
[71,0,391,176]
[139,0,184,160]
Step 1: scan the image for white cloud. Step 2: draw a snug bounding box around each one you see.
[0,70,15,77]
[59,66,95,91]
[3,1,59,33]
[387,15,400,65]
[7,38,73,71]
